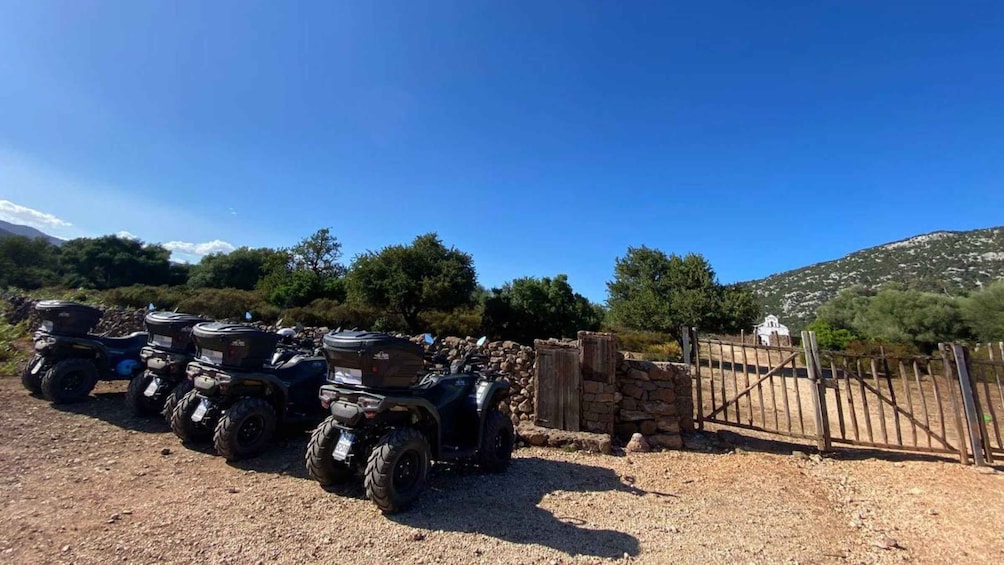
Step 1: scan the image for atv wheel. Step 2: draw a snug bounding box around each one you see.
[125,372,165,416]
[477,409,515,472]
[305,416,352,486]
[170,389,216,443]
[213,397,277,461]
[40,358,98,404]
[21,355,44,395]
[161,379,193,422]
[364,428,431,514]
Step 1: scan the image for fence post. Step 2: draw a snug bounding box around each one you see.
[685,326,703,430]
[802,331,831,452]
[951,344,992,466]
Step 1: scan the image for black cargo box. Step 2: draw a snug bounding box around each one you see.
[192,322,279,370]
[145,311,209,353]
[35,300,103,336]
[321,331,424,389]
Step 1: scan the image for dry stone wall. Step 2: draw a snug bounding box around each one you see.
[613,359,691,449]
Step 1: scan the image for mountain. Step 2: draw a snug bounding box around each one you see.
[746,227,1004,330]
[0,220,64,246]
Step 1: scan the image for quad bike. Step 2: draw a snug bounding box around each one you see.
[305,331,514,514]
[170,322,328,461]
[22,300,147,404]
[124,311,209,419]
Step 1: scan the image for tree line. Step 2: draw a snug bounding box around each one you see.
[808,282,1004,354]
[0,230,762,345]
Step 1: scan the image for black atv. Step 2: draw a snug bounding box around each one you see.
[22,300,147,404]
[169,322,329,461]
[125,311,210,418]
[305,332,514,514]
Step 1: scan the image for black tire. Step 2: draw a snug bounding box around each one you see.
[125,372,165,416]
[213,397,277,461]
[477,409,515,472]
[364,428,431,514]
[40,358,98,404]
[21,355,44,395]
[170,389,217,443]
[161,379,193,422]
[305,416,353,486]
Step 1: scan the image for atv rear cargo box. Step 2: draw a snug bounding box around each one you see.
[321,331,425,389]
[145,311,209,353]
[192,322,279,370]
[35,300,103,336]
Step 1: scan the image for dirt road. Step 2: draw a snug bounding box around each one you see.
[2,375,1003,564]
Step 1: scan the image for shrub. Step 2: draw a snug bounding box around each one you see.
[175,288,272,321]
[279,299,381,329]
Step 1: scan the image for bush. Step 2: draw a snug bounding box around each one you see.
[279,299,381,329]
[175,288,273,321]
[97,285,190,310]
[420,308,484,339]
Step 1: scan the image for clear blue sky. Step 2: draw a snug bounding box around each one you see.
[1,1,1002,302]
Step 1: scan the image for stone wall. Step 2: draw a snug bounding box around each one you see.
[613,359,691,449]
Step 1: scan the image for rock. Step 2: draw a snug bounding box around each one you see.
[625,433,651,453]
[649,434,683,450]
[639,420,658,435]
[791,450,809,461]
[160,448,172,456]
[640,401,676,416]
[628,368,650,381]
[409,532,426,541]
[621,383,645,399]
[809,454,823,464]
[649,388,675,402]
[656,418,680,434]
[518,424,548,447]
[517,399,533,413]
[516,422,612,454]
[873,537,901,550]
[618,410,651,422]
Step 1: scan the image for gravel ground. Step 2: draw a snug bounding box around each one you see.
[2,375,1004,564]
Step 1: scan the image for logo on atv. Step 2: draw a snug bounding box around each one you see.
[232,339,246,347]
[373,351,389,360]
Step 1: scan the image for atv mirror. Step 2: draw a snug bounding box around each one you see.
[476,336,487,347]
[423,333,434,345]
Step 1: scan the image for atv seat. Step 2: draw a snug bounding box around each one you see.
[99,332,149,351]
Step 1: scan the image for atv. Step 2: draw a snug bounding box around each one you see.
[22,300,147,404]
[170,322,329,461]
[305,331,514,514]
[125,311,209,419]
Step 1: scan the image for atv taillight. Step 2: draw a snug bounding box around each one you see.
[319,389,338,409]
[357,396,381,411]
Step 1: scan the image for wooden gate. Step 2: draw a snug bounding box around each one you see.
[692,329,971,462]
[819,346,967,461]
[693,334,819,442]
[534,342,581,431]
[958,343,1004,464]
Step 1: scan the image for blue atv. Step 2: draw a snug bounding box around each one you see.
[22,301,147,404]
[306,332,514,514]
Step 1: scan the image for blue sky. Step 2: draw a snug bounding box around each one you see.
[1,1,1002,302]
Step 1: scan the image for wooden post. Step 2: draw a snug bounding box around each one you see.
[688,327,703,430]
[952,344,986,466]
[803,331,831,452]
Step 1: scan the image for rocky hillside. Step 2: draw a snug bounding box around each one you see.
[746,226,1004,329]
[0,220,63,245]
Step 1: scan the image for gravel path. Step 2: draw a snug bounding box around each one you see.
[2,376,1003,564]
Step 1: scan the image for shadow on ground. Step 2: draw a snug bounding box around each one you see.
[688,428,963,465]
[50,390,171,434]
[389,456,642,559]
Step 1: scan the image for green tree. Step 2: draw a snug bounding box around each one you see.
[713,283,763,335]
[814,286,875,332]
[347,233,477,333]
[257,229,347,308]
[0,236,60,289]
[189,247,282,290]
[806,319,859,350]
[482,274,601,343]
[960,280,1004,342]
[59,235,172,289]
[606,247,726,340]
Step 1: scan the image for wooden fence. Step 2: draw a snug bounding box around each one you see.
[691,329,1004,465]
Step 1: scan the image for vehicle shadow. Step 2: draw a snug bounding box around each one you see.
[49,390,172,434]
[388,456,642,559]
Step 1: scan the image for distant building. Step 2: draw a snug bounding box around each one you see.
[755,315,790,346]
